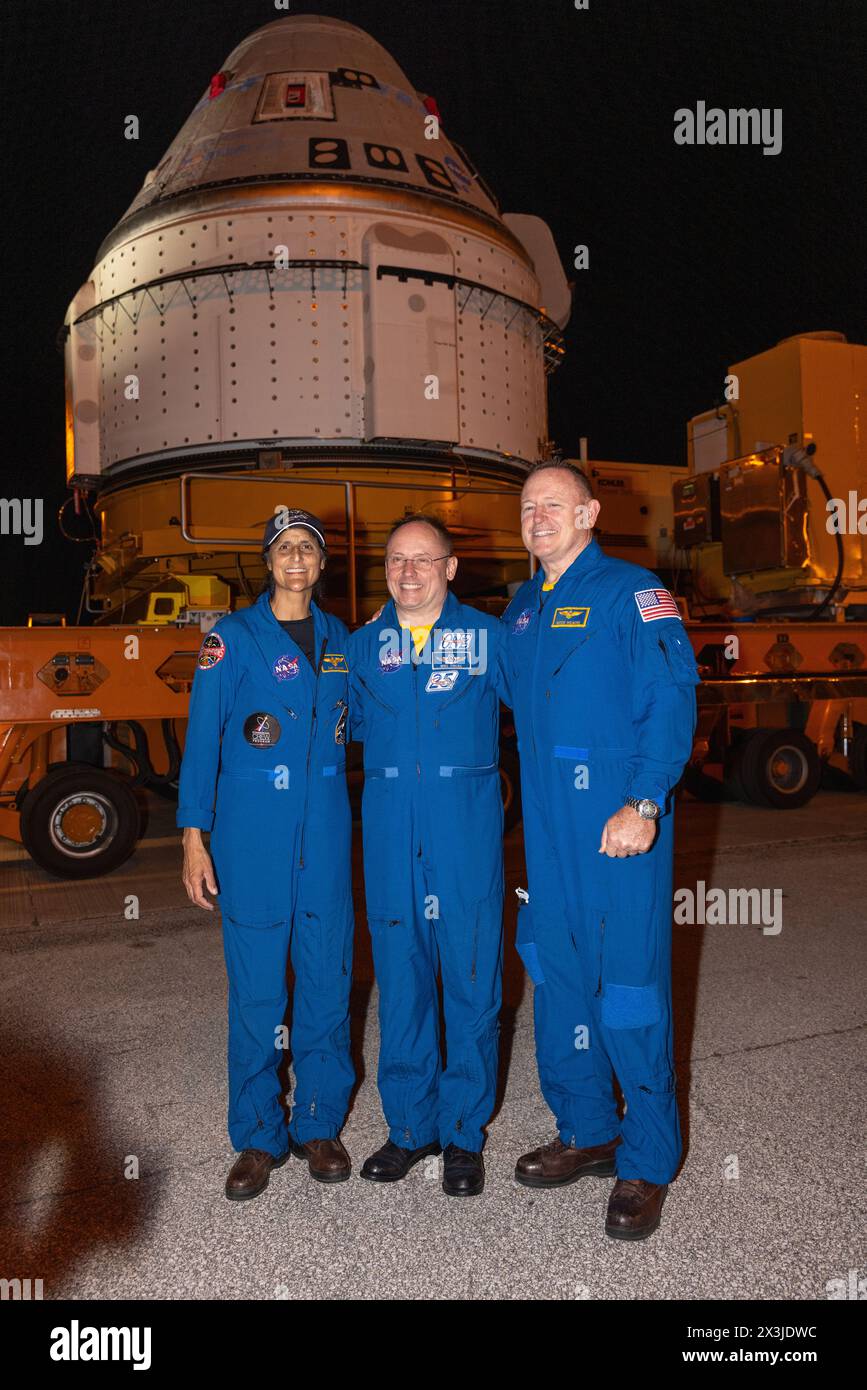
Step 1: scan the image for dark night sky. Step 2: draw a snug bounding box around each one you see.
[1,0,864,624]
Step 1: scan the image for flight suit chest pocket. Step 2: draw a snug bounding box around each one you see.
[551,628,599,678]
[356,671,398,716]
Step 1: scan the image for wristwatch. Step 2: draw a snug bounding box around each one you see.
[624,795,661,820]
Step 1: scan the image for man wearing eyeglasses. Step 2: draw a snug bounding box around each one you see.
[347,515,507,1197]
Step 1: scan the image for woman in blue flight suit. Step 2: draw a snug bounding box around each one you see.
[179,509,355,1198]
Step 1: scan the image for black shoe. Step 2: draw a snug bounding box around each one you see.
[442,1143,484,1197]
[360,1138,441,1183]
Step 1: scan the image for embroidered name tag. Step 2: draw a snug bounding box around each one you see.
[432,630,475,668]
[321,653,348,673]
[551,607,590,628]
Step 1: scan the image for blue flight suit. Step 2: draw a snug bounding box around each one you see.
[503,537,699,1183]
[177,590,355,1157]
[347,591,506,1152]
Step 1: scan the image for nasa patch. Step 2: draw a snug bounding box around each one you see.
[197,631,225,669]
[512,608,532,635]
[243,712,282,748]
[273,653,300,681]
[425,670,459,693]
[379,649,402,674]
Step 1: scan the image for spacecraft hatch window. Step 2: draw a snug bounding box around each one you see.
[254,72,335,123]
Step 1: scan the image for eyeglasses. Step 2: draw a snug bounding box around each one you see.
[385,553,451,572]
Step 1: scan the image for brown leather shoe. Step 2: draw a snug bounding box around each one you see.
[515,1135,621,1188]
[225,1147,289,1201]
[289,1135,351,1183]
[605,1179,668,1240]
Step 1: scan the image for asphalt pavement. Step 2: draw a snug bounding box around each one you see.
[0,788,864,1300]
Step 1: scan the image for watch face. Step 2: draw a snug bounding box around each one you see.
[639,798,659,819]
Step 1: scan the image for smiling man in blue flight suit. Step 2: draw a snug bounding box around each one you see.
[503,462,700,1239]
[348,515,506,1197]
[178,509,355,1198]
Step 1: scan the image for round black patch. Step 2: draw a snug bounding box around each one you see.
[243,712,282,748]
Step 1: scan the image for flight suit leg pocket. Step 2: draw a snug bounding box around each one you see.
[222,915,290,1007]
[515,902,546,985]
[321,893,354,990]
[365,914,406,994]
[293,908,324,994]
[366,913,404,939]
[296,897,354,993]
[600,982,662,1030]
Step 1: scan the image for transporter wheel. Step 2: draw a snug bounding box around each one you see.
[728,728,821,810]
[148,778,179,802]
[681,763,727,802]
[849,725,867,791]
[499,748,523,834]
[20,764,142,878]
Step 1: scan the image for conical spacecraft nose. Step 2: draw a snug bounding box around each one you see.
[114,12,497,231]
[64,14,568,488]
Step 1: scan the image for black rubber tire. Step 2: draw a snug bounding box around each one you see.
[499,748,523,834]
[728,728,821,810]
[148,778,179,802]
[681,763,728,803]
[19,765,142,878]
[849,725,867,791]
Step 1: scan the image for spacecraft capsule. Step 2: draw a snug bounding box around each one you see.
[63,14,569,486]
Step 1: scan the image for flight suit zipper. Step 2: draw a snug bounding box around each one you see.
[299,638,327,870]
[413,652,423,859]
[658,635,680,677]
[595,915,606,997]
[413,651,421,781]
[355,671,397,715]
[552,631,595,678]
[528,581,547,776]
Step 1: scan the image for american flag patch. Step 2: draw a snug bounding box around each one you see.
[634,588,681,622]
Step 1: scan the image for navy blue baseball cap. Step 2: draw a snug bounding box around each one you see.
[262,508,327,556]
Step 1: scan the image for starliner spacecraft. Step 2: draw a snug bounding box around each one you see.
[62,13,571,622]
